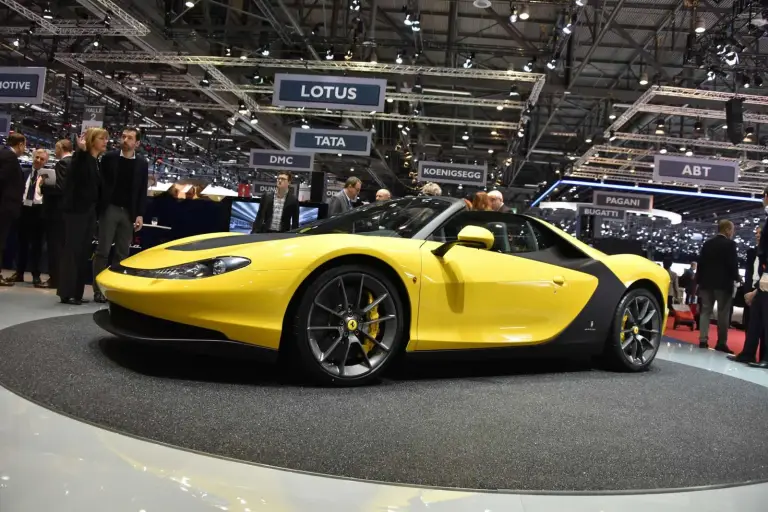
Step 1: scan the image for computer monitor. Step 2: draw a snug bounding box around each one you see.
[228,199,324,234]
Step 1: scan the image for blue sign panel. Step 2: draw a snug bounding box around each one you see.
[290,128,372,156]
[653,154,739,187]
[0,114,9,136]
[0,67,46,104]
[249,149,314,172]
[273,73,387,112]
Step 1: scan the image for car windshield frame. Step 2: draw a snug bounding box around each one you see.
[292,196,463,240]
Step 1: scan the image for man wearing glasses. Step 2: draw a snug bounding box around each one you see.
[250,171,300,234]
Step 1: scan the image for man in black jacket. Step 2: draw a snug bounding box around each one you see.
[250,172,299,233]
[38,139,72,289]
[695,219,741,353]
[0,133,27,286]
[92,127,148,303]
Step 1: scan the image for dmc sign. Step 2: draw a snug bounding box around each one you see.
[290,128,372,156]
[273,73,387,112]
[417,161,487,187]
[593,191,653,212]
[653,154,739,187]
[0,67,46,104]
[249,149,314,172]
[577,205,627,222]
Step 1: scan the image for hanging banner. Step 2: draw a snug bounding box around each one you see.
[250,180,299,197]
[0,114,10,136]
[249,149,314,172]
[653,154,739,187]
[290,128,372,156]
[81,105,105,131]
[273,73,387,112]
[593,190,653,211]
[577,204,627,222]
[0,67,46,104]
[417,161,487,187]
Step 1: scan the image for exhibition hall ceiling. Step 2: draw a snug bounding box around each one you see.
[0,0,766,200]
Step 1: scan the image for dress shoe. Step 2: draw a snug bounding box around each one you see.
[0,277,15,287]
[715,345,734,355]
[33,277,47,288]
[748,361,768,369]
[9,272,23,283]
[93,292,107,304]
[60,298,82,305]
[727,354,755,364]
[699,342,709,349]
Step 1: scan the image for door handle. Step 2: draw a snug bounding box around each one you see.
[553,276,566,286]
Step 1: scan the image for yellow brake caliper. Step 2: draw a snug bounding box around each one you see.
[363,292,380,353]
[620,314,629,344]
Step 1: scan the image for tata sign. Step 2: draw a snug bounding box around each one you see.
[593,191,653,212]
[0,114,10,136]
[653,154,739,187]
[0,67,46,104]
[417,161,487,187]
[249,149,314,172]
[273,73,387,112]
[290,128,372,156]
[577,205,627,222]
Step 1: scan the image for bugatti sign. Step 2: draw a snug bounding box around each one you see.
[290,128,372,156]
[0,67,46,104]
[593,191,653,211]
[249,149,314,172]
[577,205,627,222]
[417,161,487,187]
[273,73,387,112]
[653,154,739,187]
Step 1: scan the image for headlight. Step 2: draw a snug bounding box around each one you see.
[113,257,251,279]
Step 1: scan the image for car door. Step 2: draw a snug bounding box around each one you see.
[415,211,599,351]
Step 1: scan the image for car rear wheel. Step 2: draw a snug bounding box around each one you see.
[291,264,406,386]
[603,288,662,372]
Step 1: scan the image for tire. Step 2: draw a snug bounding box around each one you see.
[603,288,662,372]
[290,264,406,386]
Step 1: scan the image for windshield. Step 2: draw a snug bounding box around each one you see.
[294,196,456,238]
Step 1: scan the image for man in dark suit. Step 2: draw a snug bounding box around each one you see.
[9,148,49,286]
[488,190,510,213]
[695,219,741,353]
[0,133,27,286]
[250,172,299,233]
[92,127,149,303]
[679,262,697,304]
[730,226,765,365]
[38,139,73,289]
[328,177,362,217]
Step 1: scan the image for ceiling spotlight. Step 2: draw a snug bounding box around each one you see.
[250,112,258,124]
[685,149,693,156]
[260,47,270,57]
[240,52,247,60]
[585,136,593,143]
[754,74,764,88]
[395,51,403,64]
[655,120,665,135]
[509,7,518,23]
[225,45,232,57]
[659,147,668,154]
[185,0,195,7]
[518,6,530,20]
[546,59,557,70]
[325,48,334,60]
[496,104,504,111]
[403,10,413,26]
[744,127,755,143]
[517,129,525,138]
[369,51,378,64]
[491,129,498,136]
[12,38,19,47]
[301,118,310,129]
[344,48,353,61]
[724,51,739,67]
[462,130,470,141]
[741,73,751,89]
[694,14,706,34]
[238,100,247,114]
[679,144,686,152]
[463,53,475,69]
[488,148,494,154]
[43,3,53,19]
[608,109,617,121]
[762,157,768,164]
[175,110,182,116]
[523,58,535,72]
[638,72,649,86]
[694,120,703,132]
[707,69,716,81]
[609,130,616,142]
[92,36,101,47]
[575,0,585,6]
[411,15,421,32]
[509,85,519,96]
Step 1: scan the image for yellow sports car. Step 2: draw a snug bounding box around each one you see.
[94,196,669,386]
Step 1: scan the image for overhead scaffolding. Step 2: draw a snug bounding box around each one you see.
[0,0,149,36]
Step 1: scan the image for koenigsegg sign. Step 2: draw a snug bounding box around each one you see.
[0,67,46,104]
[577,205,627,222]
[290,128,372,156]
[417,161,487,187]
[273,73,387,112]
[593,191,653,212]
[653,154,739,187]
[249,149,314,172]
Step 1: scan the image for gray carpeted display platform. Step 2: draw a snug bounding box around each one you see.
[2,313,768,493]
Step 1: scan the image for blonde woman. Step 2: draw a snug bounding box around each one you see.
[58,128,108,305]
[421,182,442,196]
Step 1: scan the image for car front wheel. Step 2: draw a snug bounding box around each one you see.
[603,288,662,371]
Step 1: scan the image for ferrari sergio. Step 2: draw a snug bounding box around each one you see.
[94,196,669,386]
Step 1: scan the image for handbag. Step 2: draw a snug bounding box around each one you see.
[759,273,768,292]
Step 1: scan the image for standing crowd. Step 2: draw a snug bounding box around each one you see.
[0,126,148,305]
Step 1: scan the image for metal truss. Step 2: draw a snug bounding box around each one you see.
[53,52,546,84]
[635,104,768,124]
[0,0,148,36]
[78,0,150,34]
[56,57,145,105]
[652,86,768,107]
[611,132,766,153]
[137,81,525,109]
[585,155,765,172]
[604,86,657,136]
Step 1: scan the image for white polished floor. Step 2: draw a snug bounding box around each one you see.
[1,283,768,511]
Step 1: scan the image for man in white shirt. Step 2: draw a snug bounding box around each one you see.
[10,148,48,286]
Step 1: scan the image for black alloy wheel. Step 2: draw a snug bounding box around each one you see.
[603,288,662,372]
[291,264,406,386]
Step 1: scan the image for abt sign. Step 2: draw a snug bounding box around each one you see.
[653,154,739,187]
[249,150,314,172]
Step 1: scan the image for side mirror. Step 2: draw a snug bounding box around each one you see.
[432,226,495,257]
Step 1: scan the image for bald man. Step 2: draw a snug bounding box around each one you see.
[488,190,509,212]
[375,189,391,202]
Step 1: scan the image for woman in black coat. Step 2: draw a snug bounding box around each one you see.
[57,128,107,305]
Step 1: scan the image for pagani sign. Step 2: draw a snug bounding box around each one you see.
[417,161,487,187]
[273,73,387,112]
[592,191,653,212]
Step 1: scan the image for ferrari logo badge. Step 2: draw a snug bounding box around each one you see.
[347,319,358,331]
